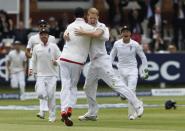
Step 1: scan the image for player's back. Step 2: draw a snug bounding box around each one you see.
[61,18,94,63]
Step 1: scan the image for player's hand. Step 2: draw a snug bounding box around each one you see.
[63,31,70,41]
[52,60,58,66]
[74,27,84,36]
[28,69,32,76]
[141,68,149,80]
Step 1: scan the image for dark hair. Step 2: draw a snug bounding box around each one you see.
[74,7,84,18]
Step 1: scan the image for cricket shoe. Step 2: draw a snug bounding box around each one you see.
[61,107,72,122]
[135,100,144,118]
[49,117,56,123]
[36,111,45,119]
[78,113,98,121]
[61,112,73,126]
[67,107,72,117]
[128,112,137,120]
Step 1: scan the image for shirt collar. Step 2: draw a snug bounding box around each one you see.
[75,18,85,22]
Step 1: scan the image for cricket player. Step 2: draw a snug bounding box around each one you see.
[6,41,27,100]
[74,8,144,121]
[26,19,56,119]
[58,7,94,126]
[110,25,148,120]
[29,29,61,122]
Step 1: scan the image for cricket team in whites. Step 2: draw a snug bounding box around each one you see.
[7,6,149,126]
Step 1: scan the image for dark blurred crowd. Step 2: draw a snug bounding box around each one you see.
[106,0,185,54]
[0,0,185,55]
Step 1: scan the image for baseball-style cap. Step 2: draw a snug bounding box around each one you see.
[121,25,130,33]
[38,19,48,25]
[39,28,49,34]
[14,40,21,44]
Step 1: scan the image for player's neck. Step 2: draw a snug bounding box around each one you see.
[123,39,130,44]
[16,49,20,53]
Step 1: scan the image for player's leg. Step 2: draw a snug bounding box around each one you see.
[118,69,128,100]
[10,73,18,89]
[35,77,47,119]
[127,68,138,120]
[98,57,143,117]
[60,62,81,126]
[69,64,82,114]
[18,71,26,100]
[47,76,57,122]
[60,62,72,113]
[79,65,98,121]
[39,100,49,115]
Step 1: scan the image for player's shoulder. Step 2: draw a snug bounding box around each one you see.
[97,22,107,30]
[8,50,15,55]
[97,22,106,27]
[49,42,58,48]
[49,35,55,39]
[33,43,41,49]
[130,39,140,46]
[20,50,26,55]
[29,33,39,39]
[114,39,122,46]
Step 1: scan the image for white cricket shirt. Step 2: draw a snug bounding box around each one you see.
[7,50,27,73]
[60,18,94,63]
[110,39,148,69]
[27,33,56,49]
[89,22,110,60]
[31,42,61,77]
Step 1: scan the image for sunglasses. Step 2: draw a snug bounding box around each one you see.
[39,25,47,28]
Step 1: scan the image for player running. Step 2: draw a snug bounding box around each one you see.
[29,29,61,122]
[26,19,56,119]
[110,25,148,120]
[6,41,27,100]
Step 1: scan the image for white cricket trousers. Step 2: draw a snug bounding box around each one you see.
[10,71,25,95]
[35,76,57,119]
[84,55,141,116]
[59,61,82,112]
[29,59,49,112]
[119,67,138,117]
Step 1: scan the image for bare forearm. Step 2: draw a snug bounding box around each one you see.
[26,49,32,58]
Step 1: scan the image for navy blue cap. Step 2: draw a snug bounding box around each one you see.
[38,19,48,25]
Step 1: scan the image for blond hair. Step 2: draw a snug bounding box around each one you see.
[88,7,99,16]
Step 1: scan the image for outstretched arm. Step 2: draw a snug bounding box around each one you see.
[75,27,104,38]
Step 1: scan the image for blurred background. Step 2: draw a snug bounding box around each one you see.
[0,0,185,98]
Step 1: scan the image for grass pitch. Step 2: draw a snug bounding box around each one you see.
[0,96,185,131]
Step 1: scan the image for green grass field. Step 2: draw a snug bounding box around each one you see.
[0,96,185,131]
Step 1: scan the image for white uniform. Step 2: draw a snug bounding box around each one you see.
[83,22,142,117]
[27,34,56,114]
[110,39,148,118]
[6,50,26,97]
[59,18,94,112]
[31,42,61,121]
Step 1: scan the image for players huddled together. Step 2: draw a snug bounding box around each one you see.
[7,7,148,126]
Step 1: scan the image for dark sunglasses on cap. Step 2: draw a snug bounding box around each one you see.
[39,25,47,28]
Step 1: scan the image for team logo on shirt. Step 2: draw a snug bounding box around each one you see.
[130,45,132,51]
[48,48,51,53]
